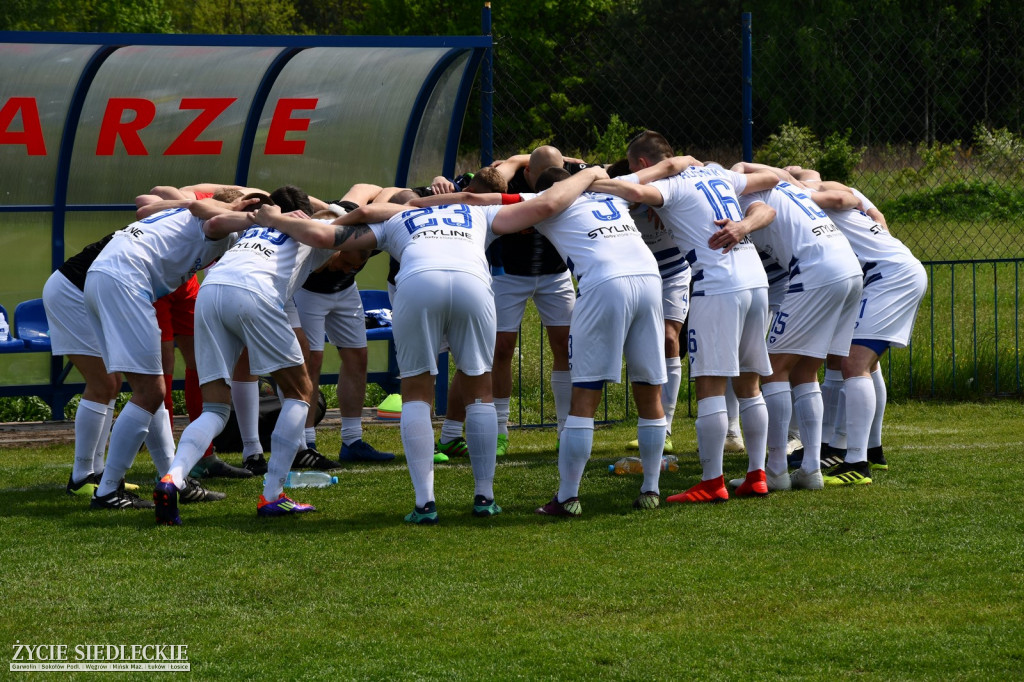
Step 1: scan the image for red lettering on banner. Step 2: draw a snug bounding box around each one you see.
[265,98,317,155]
[164,97,236,155]
[96,98,156,155]
[0,97,47,155]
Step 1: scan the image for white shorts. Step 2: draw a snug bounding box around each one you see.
[687,288,772,377]
[293,285,366,352]
[43,272,101,357]
[854,262,928,348]
[83,271,163,375]
[284,297,300,329]
[768,276,863,358]
[492,271,575,332]
[194,283,304,383]
[662,269,691,323]
[568,274,666,385]
[392,270,495,377]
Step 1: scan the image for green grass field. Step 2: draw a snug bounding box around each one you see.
[2,401,1022,679]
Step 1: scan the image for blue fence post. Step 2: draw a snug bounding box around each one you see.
[742,12,753,163]
[481,2,495,166]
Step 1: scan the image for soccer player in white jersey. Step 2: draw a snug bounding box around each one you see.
[83,193,255,510]
[801,177,927,485]
[593,131,778,503]
[251,167,610,523]
[606,159,691,457]
[153,186,347,523]
[727,164,865,491]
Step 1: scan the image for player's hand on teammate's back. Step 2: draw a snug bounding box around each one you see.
[709,217,745,253]
[252,204,282,225]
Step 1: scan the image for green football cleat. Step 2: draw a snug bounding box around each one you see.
[436,437,469,458]
[823,461,872,486]
[472,495,502,517]
[496,433,509,457]
[404,501,438,525]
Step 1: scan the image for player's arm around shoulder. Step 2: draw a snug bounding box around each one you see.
[137,199,191,219]
[196,196,264,239]
[490,166,608,235]
[708,200,776,253]
[809,186,860,210]
[409,191,502,208]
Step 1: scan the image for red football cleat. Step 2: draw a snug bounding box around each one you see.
[734,469,769,497]
[666,476,729,504]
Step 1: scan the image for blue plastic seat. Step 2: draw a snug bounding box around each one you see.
[360,289,394,342]
[0,303,27,351]
[13,298,52,351]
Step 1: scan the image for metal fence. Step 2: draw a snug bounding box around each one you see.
[489,11,1024,424]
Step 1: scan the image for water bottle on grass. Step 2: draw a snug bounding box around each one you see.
[266,471,337,488]
[609,455,679,475]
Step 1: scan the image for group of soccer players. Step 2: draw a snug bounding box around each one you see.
[44,129,926,526]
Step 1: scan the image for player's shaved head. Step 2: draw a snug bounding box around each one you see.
[212,188,243,202]
[526,145,564,189]
[627,130,673,168]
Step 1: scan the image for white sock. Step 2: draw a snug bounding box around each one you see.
[695,396,728,480]
[73,399,108,481]
[869,367,887,449]
[724,380,740,436]
[661,356,682,434]
[304,427,316,447]
[843,376,874,464]
[821,369,844,445]
[440,418,463,443]
[793,383,823,471]
[145,404,175,477]
[465,402,497,499]
[167,405,230,489]
[493,396,511,437]
[400,401,435,507]
[93,400,116,474]
[97,402,152,496]
[739,395,768,473]
[637,417,667,495]
[231,380,262,457]
[557,415,593,501]
[262,398,309,500]
[831,384,848,450]
[762,382,792,475]
[788,408,801,442]
[341,417,362,446]
[550,370,572,437]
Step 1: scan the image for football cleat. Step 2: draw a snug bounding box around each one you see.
[189,454,253,479]
[153,476,181,526]
[178,477,226,503]
[766,468,792,491]
[293,446,339,470]
[790,467,825,490]
[257,493,316,517]
[632,490,660,510]
[733,469,770,497]
[243,454,268,476]
[666,476,729,504]
[724,432,745,453]
[820,446,847,469]
[472,495,502,517]
[625,436,674,454]
[435,437,469,458]
[91,480,155,510]
[338,439,395,462]
[496,433,509,457]
[535,495,582,517]
[404,501,439,525]
[66,472,99,497]
[867,446,889,471]
[823,461,872,486]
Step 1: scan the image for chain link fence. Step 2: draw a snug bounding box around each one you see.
[486,12,1024,414]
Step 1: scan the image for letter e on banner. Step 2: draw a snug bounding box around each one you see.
[265,98,317,155]
[97,98,156,155]
[0,97,47,155]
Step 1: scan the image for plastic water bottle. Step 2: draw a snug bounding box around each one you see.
[268,471,338,488]
[609,455,679,475]
[0,313,8,341]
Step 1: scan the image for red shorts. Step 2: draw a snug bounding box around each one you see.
[154,275,199,341]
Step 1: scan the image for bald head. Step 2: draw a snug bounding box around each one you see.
[525,145,564,190]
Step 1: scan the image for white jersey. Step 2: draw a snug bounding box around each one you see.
[810,188,921,280]
[740,182,862,293]
[203,220,335,308]
[623,166,767,296]
[851,187,876,212]
[88,207,238,301]
[519,191,659,295]
[371,204,501,288]
[630,204,690,281]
